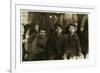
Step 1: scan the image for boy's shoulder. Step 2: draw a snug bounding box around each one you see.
[64,33,79,39]
[64,34,68,38]
[73,33,80,40]
[64,34,70,40]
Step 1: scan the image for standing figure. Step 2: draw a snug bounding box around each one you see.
[54,25,64,59]
[46,24,64,60]
[64,24,83,59]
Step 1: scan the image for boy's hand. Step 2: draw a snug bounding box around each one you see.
[78,52,84,59]
[63,53,67,59]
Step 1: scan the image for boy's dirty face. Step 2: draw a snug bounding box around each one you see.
[39,30,46,38]
[56,26,62,34]
[69,25,76,33]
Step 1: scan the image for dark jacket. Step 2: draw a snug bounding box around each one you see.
[26,35,47,61]
[64,33,81,57]
[54,33,64,59]
[46,33,64,59]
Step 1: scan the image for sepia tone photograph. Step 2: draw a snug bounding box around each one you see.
[21,10,89,61]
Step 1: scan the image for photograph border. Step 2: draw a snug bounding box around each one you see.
[11,3,96,73]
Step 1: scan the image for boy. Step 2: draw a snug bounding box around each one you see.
[54,24,64,59]
[64,23,83,59]
[46,24,64,60]
[26,28,47,61]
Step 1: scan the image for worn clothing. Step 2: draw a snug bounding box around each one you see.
[46,33,64,60]
[54,33,64,59]
[64,33,81,59]
[26,35,47,61]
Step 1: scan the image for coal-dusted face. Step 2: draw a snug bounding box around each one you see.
[39,30,46,38]
[56,26,62,34]
[69,25,76,33]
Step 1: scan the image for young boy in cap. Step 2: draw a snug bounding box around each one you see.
[64,23,83,59]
